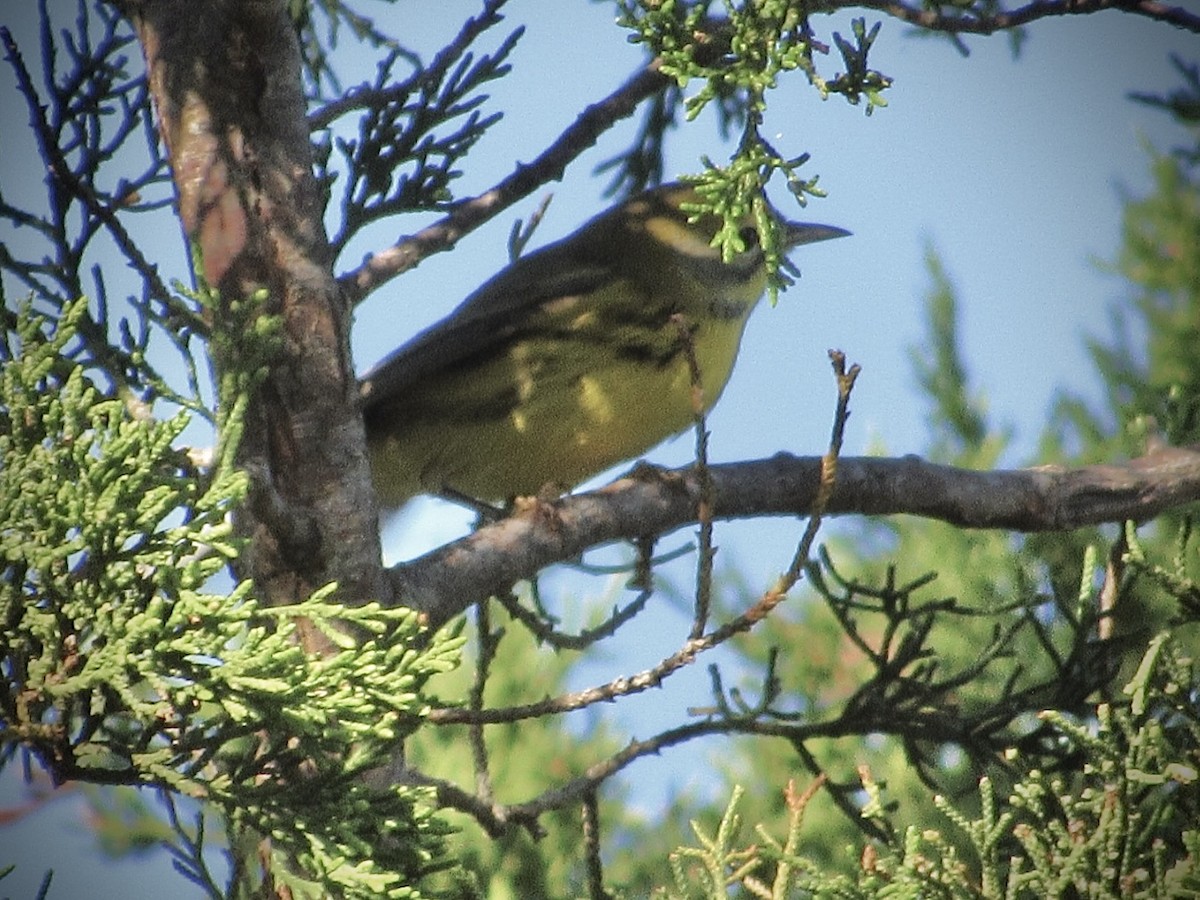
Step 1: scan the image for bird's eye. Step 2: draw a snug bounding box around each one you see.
[737,225,760,251]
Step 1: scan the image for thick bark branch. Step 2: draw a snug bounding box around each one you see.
[390,444,1200,629]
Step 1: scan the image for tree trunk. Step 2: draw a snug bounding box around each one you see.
[122,0,385,647]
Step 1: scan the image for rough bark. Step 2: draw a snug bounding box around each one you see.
[124,0,384,643]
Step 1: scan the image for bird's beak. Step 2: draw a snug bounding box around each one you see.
[782,221,852,248]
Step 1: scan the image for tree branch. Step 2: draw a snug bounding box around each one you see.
[390,443,1200,629]
[423,617,1112,836]
[336,60,669,305]
[855,0,1200,35]
[430,708,942,833]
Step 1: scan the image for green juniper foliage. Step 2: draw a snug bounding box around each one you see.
[659,632,1199,899]
[0,298,464,898]
[616,0,890,298]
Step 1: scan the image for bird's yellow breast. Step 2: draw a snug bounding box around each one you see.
[367,277,759,504]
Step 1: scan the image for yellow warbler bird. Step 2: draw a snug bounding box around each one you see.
[361,183,848,508]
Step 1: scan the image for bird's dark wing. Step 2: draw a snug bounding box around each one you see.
[359,242,614,414]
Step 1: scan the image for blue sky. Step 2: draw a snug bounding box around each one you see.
[1,2,1196,896]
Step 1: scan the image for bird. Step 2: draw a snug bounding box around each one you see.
[360,182,848,510]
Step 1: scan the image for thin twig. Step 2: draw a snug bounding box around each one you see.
[1099,527,1127,642]
[1,27,172,305]
[719,350,857,629]
[307,0,512,132]
[857,0,1200,34]
[494,587,653,651]
[789,739,890,842]
[787,350,858,591]
[469,599,500,806]
[400,768,545,839]
[338,61,669,304]
[582,789,611,900]
[672,313,716,640]
[417,603,1115,836]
